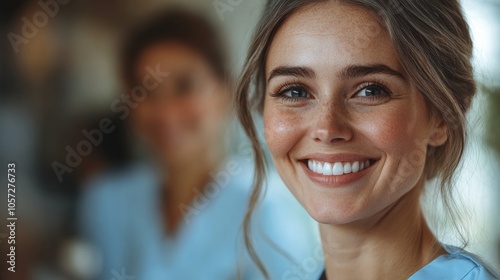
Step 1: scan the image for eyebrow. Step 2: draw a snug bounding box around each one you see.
[267,66,315,83]
[339,64,405,80]
[267,63,405,83]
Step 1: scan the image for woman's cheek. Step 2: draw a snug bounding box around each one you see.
[358,104,421,156]
[357,105,428,186]
[264,107,305,159]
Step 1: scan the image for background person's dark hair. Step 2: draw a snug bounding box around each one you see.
[121,8,229,87]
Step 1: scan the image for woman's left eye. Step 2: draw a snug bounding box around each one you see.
[356,85,390,97]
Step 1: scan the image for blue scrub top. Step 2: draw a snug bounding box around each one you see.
[318,245,499,279]
[409,245,499,280]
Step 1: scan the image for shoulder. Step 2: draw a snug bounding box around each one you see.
[410,246,500,280]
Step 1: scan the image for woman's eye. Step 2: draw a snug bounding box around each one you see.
[283,87,309,98]
[356,85,388,97]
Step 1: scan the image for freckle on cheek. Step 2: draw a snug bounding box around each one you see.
[265,117,300,156]
[363,115,411,153]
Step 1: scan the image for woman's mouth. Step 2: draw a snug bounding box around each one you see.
[306,159,376,176]
[298,155,379,187]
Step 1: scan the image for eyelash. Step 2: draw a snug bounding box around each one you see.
[355,80,393,99]
[270,81,308,103]
[270,80,394,103]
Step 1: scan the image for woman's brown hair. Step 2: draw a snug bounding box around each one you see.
[236,0,475,278]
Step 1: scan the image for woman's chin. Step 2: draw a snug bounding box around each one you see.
[304,201,367,226]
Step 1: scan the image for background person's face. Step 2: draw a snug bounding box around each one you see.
[132,42,227,166]
[263,2,447,225]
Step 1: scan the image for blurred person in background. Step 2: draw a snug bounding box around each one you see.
[78,8,317,280]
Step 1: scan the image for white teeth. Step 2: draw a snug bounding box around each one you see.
[316,162,324,174]
[306,160,373,176]
[343,162,352,174]
[332,162,343,176]
[352,162,360,173]
[323,162,333,175]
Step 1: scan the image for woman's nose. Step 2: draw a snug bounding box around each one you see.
[311,104,353,144]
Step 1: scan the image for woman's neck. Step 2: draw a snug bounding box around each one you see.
[320,184,446,280]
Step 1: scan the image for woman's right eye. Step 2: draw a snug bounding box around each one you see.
[280,86,310,99]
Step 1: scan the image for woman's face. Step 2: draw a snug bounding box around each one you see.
[133,41,227,166]
[263,2,447,225]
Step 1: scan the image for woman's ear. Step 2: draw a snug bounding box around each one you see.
[429,118,448,147]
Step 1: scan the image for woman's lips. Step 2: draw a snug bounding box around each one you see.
[298,154,379,187]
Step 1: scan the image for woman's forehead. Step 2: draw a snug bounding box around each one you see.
[266,2,403,78]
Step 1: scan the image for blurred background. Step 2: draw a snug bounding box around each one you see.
[0,0,499,279]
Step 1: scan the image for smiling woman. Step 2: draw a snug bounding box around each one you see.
[237,0,499,279]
